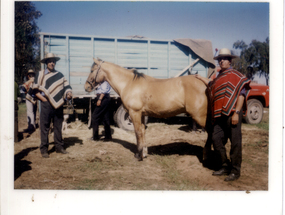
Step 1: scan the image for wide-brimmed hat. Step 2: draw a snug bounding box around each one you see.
[213,48,237,60]
[40,53,60,64]
[27,69,35,76]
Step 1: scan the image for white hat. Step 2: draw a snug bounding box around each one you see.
[27,69,35,75]
[213,48,237,60]
[40,53,60,64]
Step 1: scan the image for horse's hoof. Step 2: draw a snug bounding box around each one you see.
[143,146,148,158]
[134,153,143,161]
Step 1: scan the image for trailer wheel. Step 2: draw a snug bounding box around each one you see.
[114,105,148,131]
[244,99,263,124]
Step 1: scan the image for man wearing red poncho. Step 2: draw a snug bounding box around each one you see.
[195,48,251,181]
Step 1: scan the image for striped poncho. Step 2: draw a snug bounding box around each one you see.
[208,68,251,119]
[26,69,72,109]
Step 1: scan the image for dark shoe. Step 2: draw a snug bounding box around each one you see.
[224,173,240,181]
[103,137,112,142]
[212,167,230,176]
[89,137,99,141]
[23,128,29,133]
[56,148,68,154]
[24,127,35,133]
[41,152,49,158]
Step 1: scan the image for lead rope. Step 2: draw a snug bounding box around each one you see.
[63,77,74,115]
[66,99,74,115]
[88,97,92,128]
[93,60,104,88]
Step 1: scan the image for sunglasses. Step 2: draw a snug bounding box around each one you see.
[218,57,231,62]
[46,59,56,64]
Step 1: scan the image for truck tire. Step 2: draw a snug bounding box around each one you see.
[244,99,263,124]
[114,105,148,131]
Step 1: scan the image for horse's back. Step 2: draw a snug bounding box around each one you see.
[122,74,208,126]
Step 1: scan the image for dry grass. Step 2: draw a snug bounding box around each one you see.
[14,103,269,190]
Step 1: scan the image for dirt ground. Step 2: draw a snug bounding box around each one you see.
[14,104,269,191]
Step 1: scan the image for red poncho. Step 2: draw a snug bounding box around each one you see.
[208,68,251,119]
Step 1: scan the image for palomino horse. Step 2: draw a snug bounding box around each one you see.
[85,58,209,161]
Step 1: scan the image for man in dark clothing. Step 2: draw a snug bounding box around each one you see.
[195,48,251,181]
[27,53,72,158]
[14,81,20,142]
[91,81,112,141]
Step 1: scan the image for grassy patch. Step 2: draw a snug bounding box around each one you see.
[256,108,269,130]
[255,121,269,130]
[243,108,269,131]
[18,103,27,117]
[153,155,204,190]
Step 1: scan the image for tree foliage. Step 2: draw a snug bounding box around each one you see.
[15,2,42,83]
[232,38,269,85]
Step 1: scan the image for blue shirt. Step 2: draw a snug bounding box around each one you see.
[95,81,111,94]
[20,85,35,98]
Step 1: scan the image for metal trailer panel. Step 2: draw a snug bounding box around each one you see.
[40,33,209,96]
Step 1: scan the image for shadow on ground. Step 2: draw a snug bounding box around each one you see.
[47,136,84,153]
[111,138,220,170]
[112,138,204,162]
[14,147,38,180]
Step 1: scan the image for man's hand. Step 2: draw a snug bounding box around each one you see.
[96,99,101,106]
[231,112,239,125]
[36,92,47,102]
[66,92,72,100]
[96,93,104,106]
[26,77,35,84]
[232,96,245,125]
[194,74,211,86]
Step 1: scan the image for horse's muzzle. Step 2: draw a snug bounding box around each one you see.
[84,82,93,92]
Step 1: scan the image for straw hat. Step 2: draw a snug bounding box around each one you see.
[27,69,35,75]
[213,48,237,60]
[40,53,60,64]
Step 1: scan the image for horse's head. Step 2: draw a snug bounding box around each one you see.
[85,58,105,92]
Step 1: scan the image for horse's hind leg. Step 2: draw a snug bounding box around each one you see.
[202,116,213,165]
[129,110,146,161]
[142,116,148,157]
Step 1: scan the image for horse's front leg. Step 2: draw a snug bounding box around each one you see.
[129,110,146,161]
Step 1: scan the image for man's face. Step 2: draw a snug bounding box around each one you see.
[46,59,56,72]
[28,74,35,79]
[218,57,231,71]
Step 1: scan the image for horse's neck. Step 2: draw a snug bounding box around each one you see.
[103,64,132,96]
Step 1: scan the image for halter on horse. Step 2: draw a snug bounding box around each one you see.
[86,60,104,90]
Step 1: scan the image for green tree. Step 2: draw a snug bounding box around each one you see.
[232,38,269,85]
[15,1,42,83]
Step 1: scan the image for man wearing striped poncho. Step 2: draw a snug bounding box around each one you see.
[27,53,72,158]
[195,48,251,181]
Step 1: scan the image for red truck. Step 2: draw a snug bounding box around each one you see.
[244,82,269,124]
[210,69,269,124]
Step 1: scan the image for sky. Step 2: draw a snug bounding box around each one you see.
[32,1,269,84]
[33,1,269,53]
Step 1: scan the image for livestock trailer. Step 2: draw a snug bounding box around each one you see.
[39,32,215,130]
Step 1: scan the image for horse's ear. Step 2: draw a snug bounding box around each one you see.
[93,58,101,65]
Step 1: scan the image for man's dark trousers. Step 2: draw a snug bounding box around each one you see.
[91,95,112,140]
[40,101,64,153]
[211,109,243,175]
